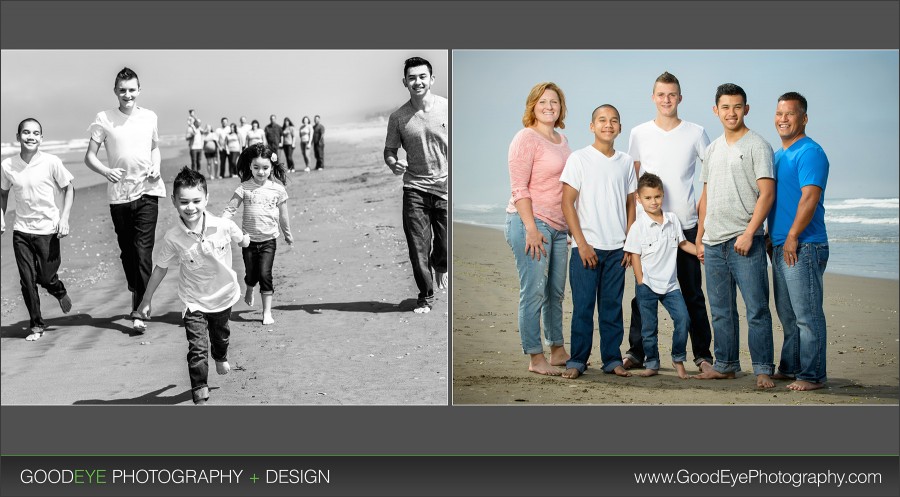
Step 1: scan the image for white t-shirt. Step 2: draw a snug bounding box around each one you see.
[154,213,247,313]
[1,152,74,234]
[627,120,709,229]
[237,124,252,148]
[89,106,166,204]
[624,211,686,295]
[559,145,637,250]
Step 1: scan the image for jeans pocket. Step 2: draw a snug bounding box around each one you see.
[816,244,829,268]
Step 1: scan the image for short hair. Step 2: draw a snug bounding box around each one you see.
[637,172,664,193]
[522,82,567,129]
[403,57,433,77]
[221,117,228,123]
[653,71,681,94]
[777,91,808,114]
[172,166,207,195]
[114,67,140,88]
[17,117,42,136]
[591,104,620,122]
[314,115,321,120]
[269,114,276,120]
[715,83,747,105]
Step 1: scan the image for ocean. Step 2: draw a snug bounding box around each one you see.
[454,198,900,280]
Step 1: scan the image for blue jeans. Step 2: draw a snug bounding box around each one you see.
[109,195,159,317]
[12,231,68,329]
[566,247,626,373]
[243,238,277,294]
[635,284,691,370]
[402,188,448,307]
[183,307,232,402]
[504,213,567,355]
[773,243,829,384]
[704,235,774,375]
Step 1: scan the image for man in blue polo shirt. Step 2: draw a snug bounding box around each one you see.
[767,91,830,391]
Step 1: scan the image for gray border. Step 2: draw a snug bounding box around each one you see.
[2,0,899,458]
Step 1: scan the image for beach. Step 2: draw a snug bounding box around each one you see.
[453,222,899,405]
[0,132,448,405]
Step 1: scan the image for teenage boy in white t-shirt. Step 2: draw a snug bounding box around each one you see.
[84,67,165,333]
[624,71,713,372]
[559,104,636,379]
[138,167,251,404]
[624,173,698,378]
[1,118,75,340]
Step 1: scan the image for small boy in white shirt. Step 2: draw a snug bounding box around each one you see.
[624,173,698,378]
[138,167,250,405]
[1,118,75,340]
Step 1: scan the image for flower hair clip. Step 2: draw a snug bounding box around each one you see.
[271,152,278,162]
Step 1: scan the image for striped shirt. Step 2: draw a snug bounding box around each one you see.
[223,179,288,242]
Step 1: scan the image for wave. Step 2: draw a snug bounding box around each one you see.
[830,236,899,244]
[825,215,899,225]
[454,219,504,230]
[825,198,899,210]
[453,204,507,213]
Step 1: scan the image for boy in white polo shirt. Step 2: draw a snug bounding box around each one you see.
[560,104,636,379]
[1,118,75,340]
[137,167,250,405]
[624,173,698,378]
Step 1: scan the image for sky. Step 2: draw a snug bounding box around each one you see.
[0,50,448,142]
[452,50,900,204]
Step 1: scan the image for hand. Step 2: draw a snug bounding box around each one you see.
[782,235,798,267]
[57,219,70,238]
[105,167,124,183]
[620,251,631,268]
[147,168,161,180]
[389,159,408,176]
[284,234,294,246]
[734,233,754,256]
[137,300,152,319]
[577,243,597,269]
[524,227,547,261]
[765,235,774,261]
[695,236,705,264]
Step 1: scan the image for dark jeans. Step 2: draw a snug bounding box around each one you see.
[626,225,713,366]
[283,144,295,171]
[183,306,231,401]
[402,188,448,306]
[189,149,202,172]
[218,150,229,178]
[242,238,277,294]
[314,141,325,169]
[228,152,240,177]
[109,195,158,317]
[635,284,691,370]
[12,231,68,329]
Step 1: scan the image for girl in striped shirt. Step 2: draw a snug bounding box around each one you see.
[222,143,293,325]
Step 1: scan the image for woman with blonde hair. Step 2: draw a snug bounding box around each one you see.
[504,82,572,375]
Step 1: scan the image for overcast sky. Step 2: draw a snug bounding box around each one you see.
[1,50,448,141]
[453,50,899,203]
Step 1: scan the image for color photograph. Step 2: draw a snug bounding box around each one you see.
[1,49,449,405]
[452,50,899,404]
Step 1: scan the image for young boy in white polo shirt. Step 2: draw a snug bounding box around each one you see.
[137,167,250,405]
[624,173,698,378]
[1,118,75,340]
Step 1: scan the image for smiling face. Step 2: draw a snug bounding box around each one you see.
[403,64,434,98]
[652,81,682,118]
[172,185,208,229]
[250,157,273,185]
[714,94,749,133]
[590,105,621,145]
[637,185,665,216]
[114,77,141,112]
[532,89,561,127]
[17,120,43,154]
[774,99,808,147]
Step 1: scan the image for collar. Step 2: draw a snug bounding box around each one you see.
[179,211,208,240]
[640,211,671,229]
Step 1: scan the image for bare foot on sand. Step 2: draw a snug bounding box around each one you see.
[435,271,448,290]
[561,368,581,379]
[132,318,147,333]
[549,345,570,366]
[25,327,45,341]
[757,374,775,389]
[528,354,561,376]
[772,372,794,380]
[787,380,825,391]
[673,362,689,379]
[216,361,231,375]
[638,368,658,377]
[698,359,713,373]
[692,369,735,380]
[58,294,72,313]
[244,287,255,307]
[262,313,275,325]
[193,386,209,405]
[622,356,641,370]
[612,365,632,377]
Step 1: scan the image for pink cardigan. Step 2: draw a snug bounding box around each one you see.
[506,127,571,231]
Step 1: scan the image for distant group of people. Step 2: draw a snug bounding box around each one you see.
[186,112,326,178]
[1,56,448,404]
[506,72,830,392]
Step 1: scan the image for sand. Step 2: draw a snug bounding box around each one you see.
[0,137,448,405]
[453,222,899,405]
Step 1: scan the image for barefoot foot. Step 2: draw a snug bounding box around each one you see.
[549,345,570,366]
[692,369,735,380]
[262,313,275,325]
[772,372,794,380]
[25,327,45,341]
[697,359,713,373]
[622,356,642,370]
[132,318,147,334]
[193,386,209,405]
[757,374,775,389]
[561,367,582,379]
[435,271,448,290]
[58,294,72,313]
[528,355,561,376]
[244,287,255,307]
[612,365,632,377]
[787,380,825,391]
[216,361,231,375]
[638,368,658,377]
[672,362,689,379]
